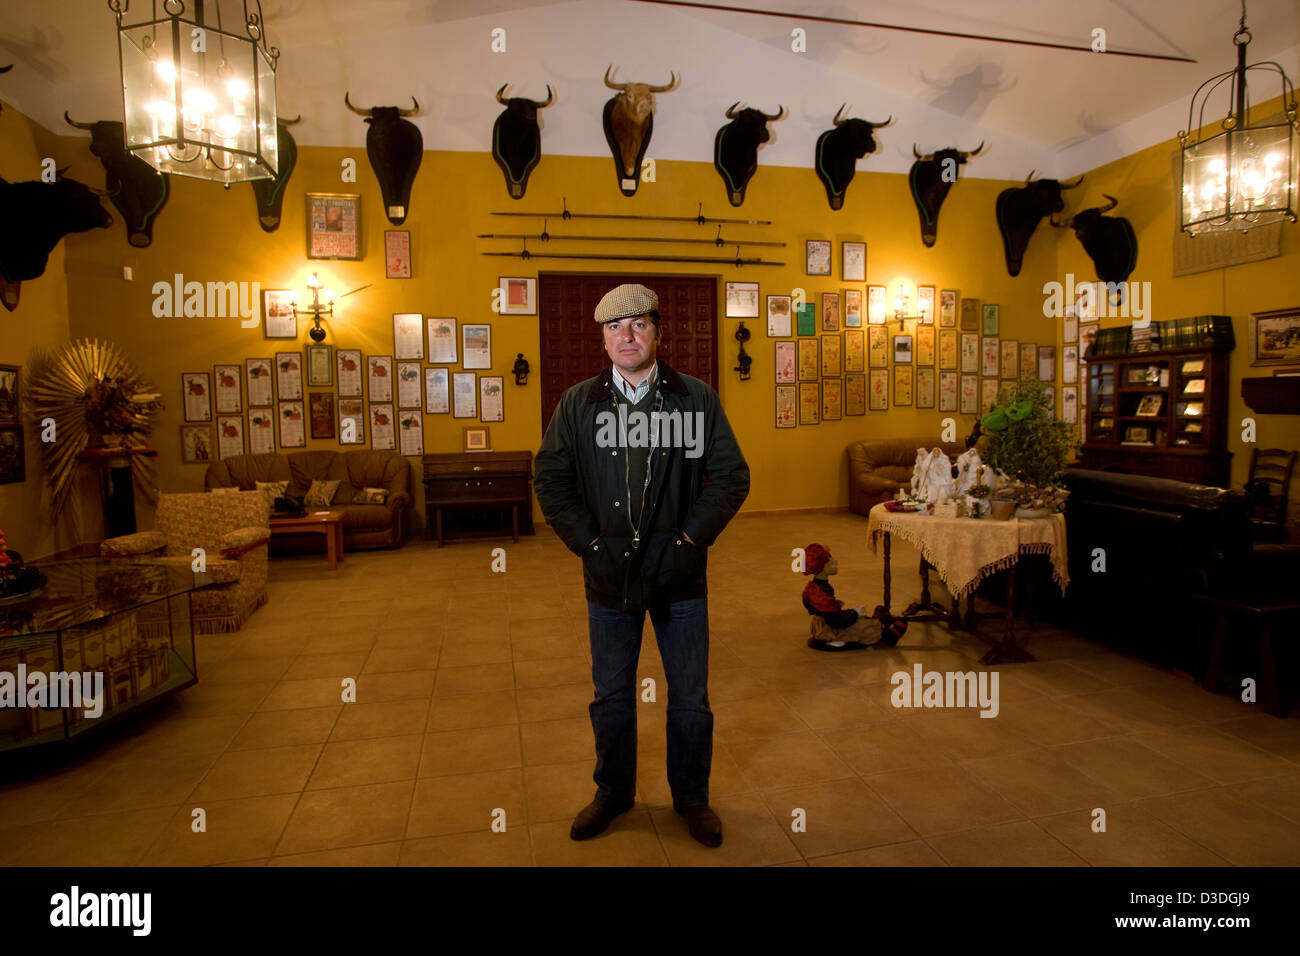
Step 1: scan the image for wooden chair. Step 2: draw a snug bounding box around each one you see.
[1244,447,1297,541]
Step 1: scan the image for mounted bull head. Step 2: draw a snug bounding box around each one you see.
[994,171,1083,276]
[602,66,678,197]
[344,92,422,225]
[0,172,113,312]
[814,104,890,210]
[908,142,985,247]
[492,83,554,199]
[250,115,301,233]
[64,112,169,247]
[1051,194,1138,286]
[714,101,786,207]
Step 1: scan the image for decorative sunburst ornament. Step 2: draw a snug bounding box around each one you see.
[26,339,163,519]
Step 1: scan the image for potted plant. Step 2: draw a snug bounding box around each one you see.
[977,372,1077,511]
[989,485,1018,520]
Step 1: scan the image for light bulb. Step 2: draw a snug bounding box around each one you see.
[155,59,176,82]
[226,78,248,100]
[216,114,240,139]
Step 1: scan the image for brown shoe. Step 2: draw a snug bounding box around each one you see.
[674,802,723,847]
[570,795,635,841]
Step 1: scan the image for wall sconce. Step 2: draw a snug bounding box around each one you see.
[734,321,752,380]
[892,284,926,331]
[292,272,334,342]
[512,353,530,386]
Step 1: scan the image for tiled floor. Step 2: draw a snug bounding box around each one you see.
[4,510,1300,866]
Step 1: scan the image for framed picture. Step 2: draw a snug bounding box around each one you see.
[274,352,302,401]
[869,368,889,410]
[181,372,212,422]
[1020,343,1038,380]
[843,289,863,327]
[179,424,214,464]
[213,365,241,414]
[894,365,914,407]
[867,285,887,324]
[385,230,412,279]
[305,344,333,387]
[796,302,816,336]
[821,378,843,420]
[917,286,936,325]
[797,339,819,381]
[939,330,958,370]
[726,281,760,318]
[1251,307,1300,366]
[821,292,840,332]
[452,372,478,418]
[1063,314,1078,343]
[845,373,866,416]
[0,426,25,484]
[960,374,978,415]
[1136,394,1164,417]
[775,341,796,383]
[799,382,820,423]
[463,426,491,452]
[893,334,913,365]
[960,333,979,374]
[1000,340,1019,380]
[1124,425,1151,444]
[1079,322,1100,359]
[982,303,1000,336]
[462,324,492,370]
[844,329,865,372]
[499,278,537,316]
[775,384,797,427]
[336,349,362,397]
[939,289,958,327]
[868,326,888,368]
[247,408,275,453]
[1038,345,1057,382]
[767,295,792,337]
[308,392,335,439]
[842,241,865,281]
[367,355,393,402]
[806,239,832,276]
[916,367,936,409]
[960,298,981,331]
[427,317,458,364]
[393,312,424,360]
[337,399,365,445]
[425,367,450,413]
[939,371,958,412]
[1062,345,1079,384]
[306,193,361,260]
[981,378,1000,415]
[262,289,297,339]
[277,400,305,448]
[398,409,424,456]
[916,325,935,366]
[0,366,19,424]
[480,375,504,423]
[821,333,842,377]
[370,404,395,451]
[396,362,423,409]
[981,337,1000,378]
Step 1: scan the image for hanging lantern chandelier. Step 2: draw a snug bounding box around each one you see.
[107,0,279,183]
[1179,3,1298,236]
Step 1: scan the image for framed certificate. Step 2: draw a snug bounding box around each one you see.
[462,324,492,370]
[393,312,424,360]
[844,372,866,416]
[385,230,412,279]
[427,317,457,364]
[274,352,302,401]
[798,382,820,423]
[216,415,244,458]
[479,375,504,423]
[775,341,796,383]
[841,241,865,281]
[775,384,797,427]
[424,367,450,414]
[336,349,362,397]
[398,409,424,455]
[939,289,958,327]
[767,295,792,337]
[806,240,832,276]
[305,344,333,387]
[213,365,241,414]
[262,289,296,339]
[277,400,305,448]
[369,404,395,450]
[452,372,478,418]
[821,378,842,420]
[181,372,212,422]
[306,193,361,260]
[247,408,275,454]
[868,368,888,410]
[396,362,422,409]
[367,355,393,403]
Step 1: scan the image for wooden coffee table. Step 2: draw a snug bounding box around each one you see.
[269,510,345,570]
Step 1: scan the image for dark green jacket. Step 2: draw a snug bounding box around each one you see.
[535,359,750,611]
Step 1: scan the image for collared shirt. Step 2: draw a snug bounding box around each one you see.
[611,363,657,403]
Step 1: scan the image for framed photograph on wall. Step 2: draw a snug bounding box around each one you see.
[917,285,936,325]
[842,241,865,281]
[308,392,335,439]
[775,341,796,383]
[399,409,424,456]
[385,230,412,279]
[462,324,492,370]
[893,334,913,365]
[393,312,424,360]
[262,289,296,339]
[843,289,863,327]
[821,378,842,420]
[397,362,422,409]
[336,349,362,397]
[844,329,864,372]
[425,367,450,414]
[939,289,958,327]
[338,399,365,445]
[982,303,1000,336]
[179,424,214,464]
[427,317,458,364]
[215,416,244,460]
[305,344,333,387]
[480,376,504,422]
[798,382,820,424]
[821,333,842,377]
[370,404,395,450]
[806,239,832,276]
[0,365,18,423]
[181,372,212,422]
[844,372,866,416]
[213,365,241,414]
[939,371,958,412]
[960,297,981,331]
[498,278,537,315]
[277,400,305,448]
[775,384,797,428]
[797,339,819,381]
[274,352,302,401]
[247,408,275,453]
[821,292,840,332]
[462,426,491,452]
[726,281,760,318]
[452,372,478,418]
[1249,308,1300,365]
[939,330,958,370]
[306,193,361,260]
[867,285,887,324]
[767,295,792,337]
[917,367,936,409]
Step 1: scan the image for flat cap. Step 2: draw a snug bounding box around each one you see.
[594,283,658,324]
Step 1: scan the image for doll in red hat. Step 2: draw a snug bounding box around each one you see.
[801,543,907,651]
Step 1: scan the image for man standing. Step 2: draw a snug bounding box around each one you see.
[535,284,750,848]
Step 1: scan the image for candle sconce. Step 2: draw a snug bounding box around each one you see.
[734,321,752,380]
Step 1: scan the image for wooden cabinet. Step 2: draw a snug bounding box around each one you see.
[1078,347,1232,487]
[422,451,534,546]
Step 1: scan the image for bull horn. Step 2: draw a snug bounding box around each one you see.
[278,115,302,126]
[1098,193,1119,213]
[536,85,555,108]
[960,140,986,158]
[870,114,893,128]
[645,72,678,94]
[0,65,12,74]
[1025,169,1036,185]
[397,97,420,116]
[725,101,743,119]
[1049,213,1073,229]
[913,143,924,160]
[496,84,511,105]
[1060,174,1084,189]
[64,111,96,130]
[760,104,786,122]
[833,103,848,126]
[604,65,628,92]
[56,164,71,179]
[343,92,370,115]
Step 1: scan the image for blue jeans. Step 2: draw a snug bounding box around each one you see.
[586,597,712,807]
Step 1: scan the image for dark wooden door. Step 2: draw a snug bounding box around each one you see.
[539,273,717,433]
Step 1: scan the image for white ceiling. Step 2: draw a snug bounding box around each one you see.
[2,0,1298,180]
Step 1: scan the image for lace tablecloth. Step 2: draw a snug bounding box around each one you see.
[867,504,1069,600]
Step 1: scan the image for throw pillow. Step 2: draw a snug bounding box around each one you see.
[255,480,288,500]
[352,487,390,505]
[305,479,340,507]
[210,486,241,495]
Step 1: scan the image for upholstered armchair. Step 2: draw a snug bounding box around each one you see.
[100,491,271,634]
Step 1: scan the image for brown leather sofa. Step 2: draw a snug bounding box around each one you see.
[205,450,412,550]
[848,436,967,515]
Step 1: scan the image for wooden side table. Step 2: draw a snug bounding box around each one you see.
[269,510,345,570]
[422,451,534,547]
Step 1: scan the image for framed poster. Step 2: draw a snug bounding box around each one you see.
[775,341,796,383]
[1079,322,1100,360]
[306,193,361,260]
[1000,340,1019,380]
[215,416,244,460]
[427,317,458,364]
[1038,345,1057,382]
[981,337,1000,378]
[821,292,840,332]
[308,392,335,439]
[893,334,913,364]
[338,399,365,445]
[960,333,979,374]
[277,400,305,448]
[367,355,393,402]
[480,376,504,423]
[867,285,887,324]
[939,371,958,412]
[960,374,978,415]
[463,426,491,452]
[369,404,395,450]
[796,302,816,336]
[462,324,492,370]
[798,382,820,423]
[1020,343,1038,380]
[982,303,1000,335]
[1063,345,1079,384]
[917,285,936,325]
[775,384,797,428]
[213,365,241,414]
[939,330,958,370]
[498,278,537,315]
[844,329,864,372]
[939,289,958,327]
[843,289,863,328]
[181,372,212,422]
[820,333,842,376]
[179,424,213,464]
[842,241,865,281]
[868,368,888,410]
[385,230,412,279]
[868,326,888,368]
[0,366,18,423]
[399,410,424,456]
[262,289,296,339]
[424,367,450,413]
[917,367,936,409]
[981,378,1000,415]
[393,312,424,360]
[305,344,333,387]
[805,239,831,276]
[821,378,843,420]
[844,372,866,416]
[767,295,792,337]
[960,297,981,331]
[894,365,913,407]
[336,349,362,397]
[797,339,819,381]
[397,362,422,409]
[726,281,759,318]
[452,372,478,418]
[247,408,275,454]
[1063,314,1078,343]
[274,352,302,401]
[916,325,935,366]
[1062,386,1079,424]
